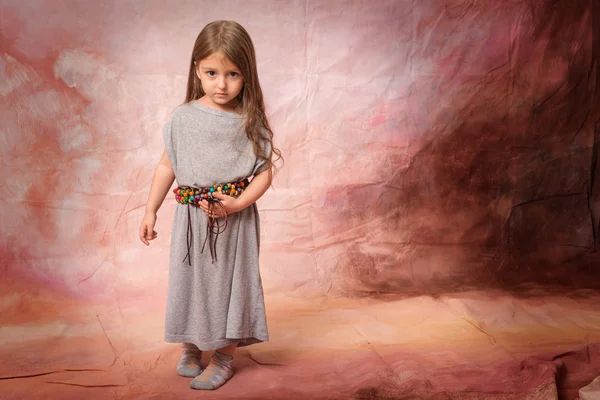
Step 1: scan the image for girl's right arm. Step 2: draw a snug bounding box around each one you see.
[139,149,176,245]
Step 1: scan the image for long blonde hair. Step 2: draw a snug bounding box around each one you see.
[185,20,282,174]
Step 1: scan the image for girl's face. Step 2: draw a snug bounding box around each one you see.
[196,51,244,112]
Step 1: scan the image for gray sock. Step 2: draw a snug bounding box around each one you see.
[176,342,202,377]
[190,351,233,390]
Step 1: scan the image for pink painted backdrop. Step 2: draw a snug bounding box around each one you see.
[1,0,598,399]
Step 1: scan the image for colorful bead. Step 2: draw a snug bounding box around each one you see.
[175,178,249,205]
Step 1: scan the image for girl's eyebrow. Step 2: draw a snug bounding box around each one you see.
[200,65,240,72]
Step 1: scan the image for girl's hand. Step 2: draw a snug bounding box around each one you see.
[139,212,158,245]
[199,192,241,218]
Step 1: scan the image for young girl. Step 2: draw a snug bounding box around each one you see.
[139,20,281,391]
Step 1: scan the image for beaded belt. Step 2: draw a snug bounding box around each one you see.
[173,178,250,265]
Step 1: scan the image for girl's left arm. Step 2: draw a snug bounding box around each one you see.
[206,168,272,214]
[235,167,273,211]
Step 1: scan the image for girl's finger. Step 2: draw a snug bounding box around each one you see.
[140,226,149,245]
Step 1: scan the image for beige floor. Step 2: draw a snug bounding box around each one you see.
[1,290,599,399]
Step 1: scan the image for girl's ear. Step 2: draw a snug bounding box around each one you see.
[195,63,201,81]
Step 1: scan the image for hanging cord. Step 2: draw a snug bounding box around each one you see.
[183,205,193,265]
[183,199,228,265]
[174,179,248,266]
[200,200,228,264]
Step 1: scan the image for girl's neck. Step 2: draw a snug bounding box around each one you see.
[197,96,243,115]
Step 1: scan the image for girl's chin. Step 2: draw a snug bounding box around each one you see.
[211,96,233,104]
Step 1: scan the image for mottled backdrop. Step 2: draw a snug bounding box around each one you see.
[1,0,599,399]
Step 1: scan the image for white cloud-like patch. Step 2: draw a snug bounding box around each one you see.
[53,49,118,100]
[0,54,36,96]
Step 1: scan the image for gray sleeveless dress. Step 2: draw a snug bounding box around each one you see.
[162,100,270,350]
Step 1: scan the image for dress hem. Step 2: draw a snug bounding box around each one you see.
[165,333,268,351]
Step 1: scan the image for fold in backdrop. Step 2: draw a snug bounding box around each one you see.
[1,0,599,399]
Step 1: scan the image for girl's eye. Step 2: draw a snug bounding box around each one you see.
[207,71,215,77]
[230,72,239,77]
